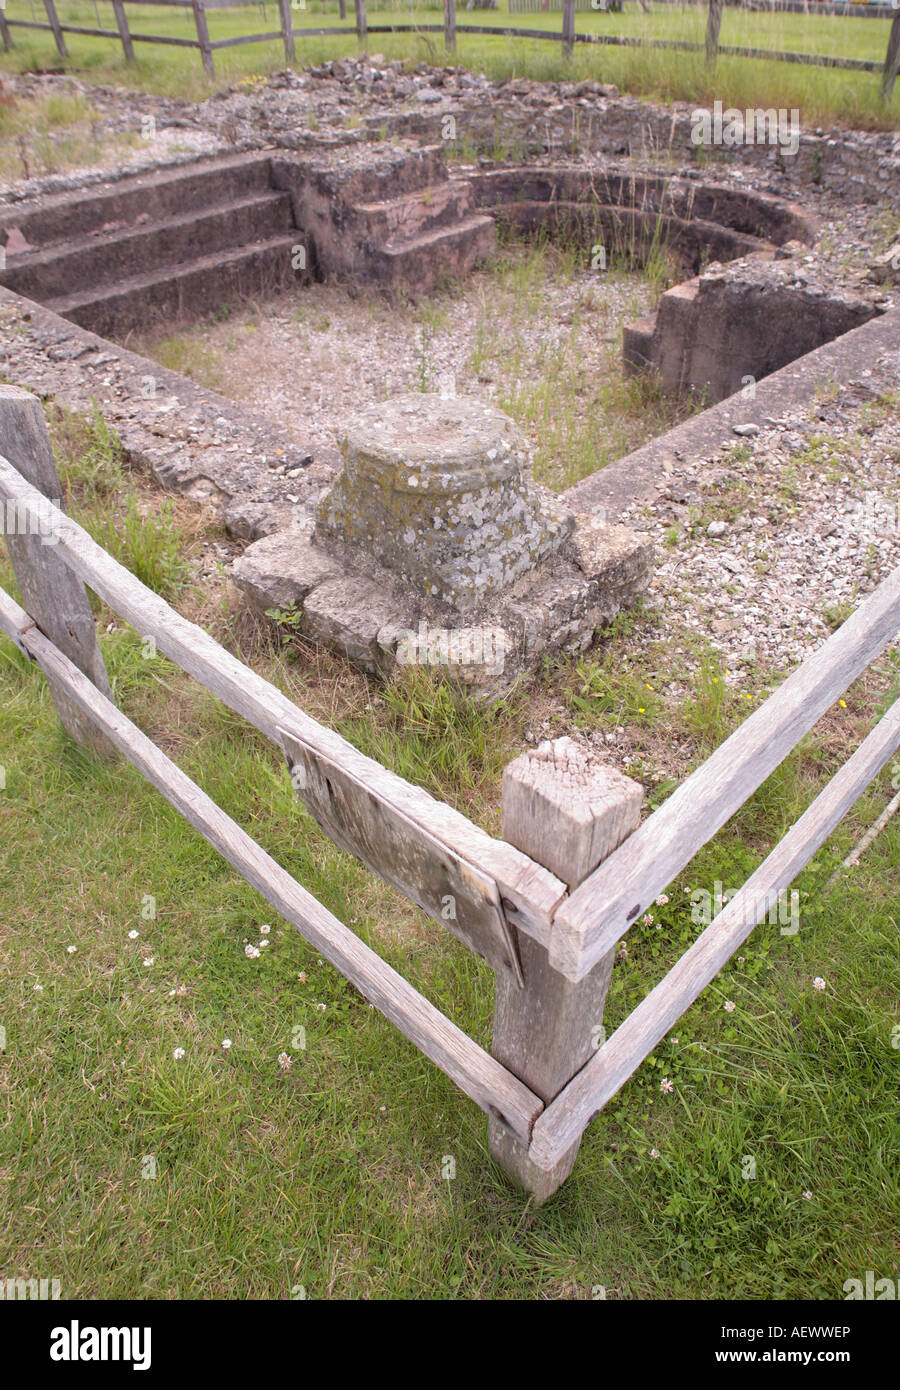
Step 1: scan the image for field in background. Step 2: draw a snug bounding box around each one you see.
[0,2,898,127]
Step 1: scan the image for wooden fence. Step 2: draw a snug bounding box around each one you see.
[1,383,899,1196]
[2,1,900,100]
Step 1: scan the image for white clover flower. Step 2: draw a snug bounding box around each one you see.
[278,1052,292,1072]
[245,944,260,959]
[802,1190,813,1201]
[259,924,271,936]
[655,894,670,906]
[660,1077,674,1094]
[259,939,270,949]
[297,972,308,984]
[642,912,654,925]
[723,1000,736,1013]
[173,1047,185,1060]
[813,977,826,991]
[649,1148,660,1159]
[316,1003,326,1012]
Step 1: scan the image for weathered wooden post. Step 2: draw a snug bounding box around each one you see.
[42,0,68,58]
[705,0,722,66]
[444,0,456,53]
[0,7,14,51]
[882,13,900,105]
[191,0,215,78]
[490,737,643,1200]
[562,0,575,60]
[111,0,135,65]
[0,387,113,753]
[354,0,366,45]
[277,0,295,62]
[339,0,347,21]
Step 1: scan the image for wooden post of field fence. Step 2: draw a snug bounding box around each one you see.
[489,737,643,1200]
[0,7,14,51]
[339,0,347,21]
[191,0,215,78]
[278,0,295,62]
[562,0,575,60]
[0,387,114,754]
[111,0,136,66]
[705,0,723,66]
[444,0,456,54]
[883,13,900,105]
[42,0,68,58]
[354,0,366,45]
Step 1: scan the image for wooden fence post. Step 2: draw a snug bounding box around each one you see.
[0,7,13,51]
[354,0,366,45]
[705,0,722,66]
[339,0,346,21]
[444,0,456,53]
[883,13,900,104]
[111,0,135,65]
[277,0,295,62]
[42,0,68,58]
[489,737,643,1200]
[191,0,215,78]
[562,0,574,60]
[0,387,113,754]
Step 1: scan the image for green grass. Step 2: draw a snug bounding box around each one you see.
[0,1,897,128]
[0,410,897,1298]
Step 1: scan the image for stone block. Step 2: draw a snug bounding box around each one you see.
[230,518,338,612]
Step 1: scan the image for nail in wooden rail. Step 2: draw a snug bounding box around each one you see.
[0,386,113,754]
[489,737,643,1201]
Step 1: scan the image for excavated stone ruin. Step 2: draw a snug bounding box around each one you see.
[1,95,895,694]
[231,392,651,696]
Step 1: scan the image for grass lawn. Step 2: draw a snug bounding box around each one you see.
[0,404,897,1299]
[0,1,898,127]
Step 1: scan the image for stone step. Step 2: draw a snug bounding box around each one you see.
[45,233,302,338]
[0,152,274,253]
[375,214,497,292]
[1,191,294,302]
[349,180,473,245]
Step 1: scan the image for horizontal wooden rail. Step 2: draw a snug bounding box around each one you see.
[550,563,900,981]
[210,29,282,47]
[0,582,543,1144]
[0,455,564,952]
[529,687,900,1170]
[5,19,202,44]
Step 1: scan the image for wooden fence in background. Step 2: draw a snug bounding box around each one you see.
[1,384,899,1196]
[2,0,899,99]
